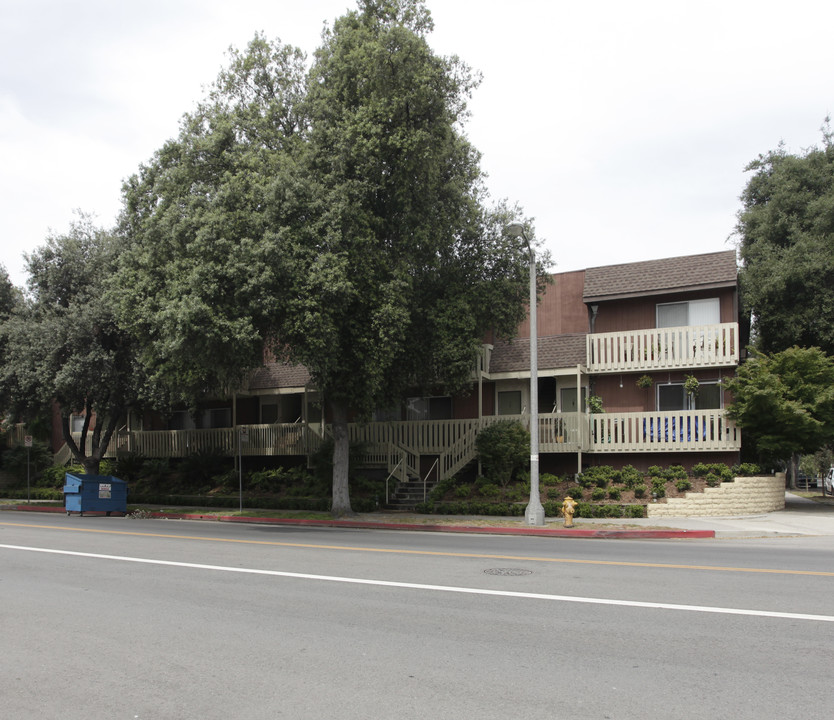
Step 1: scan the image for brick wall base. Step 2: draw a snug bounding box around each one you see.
[646,476,785,517]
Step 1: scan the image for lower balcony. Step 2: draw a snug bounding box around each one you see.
[589,410,741,453]
[63,410,740,469]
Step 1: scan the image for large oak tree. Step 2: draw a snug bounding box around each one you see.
[116,0,539,515]
[1,215,143,473]
[736,121,834,354]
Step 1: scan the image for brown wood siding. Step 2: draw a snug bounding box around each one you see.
[595,368,735,413]
[453,387,480,419]
[517,270,587,338]
[593,287,736,333]
[482,381,496,416]
[452,381,496,419]
[593,375,647,413]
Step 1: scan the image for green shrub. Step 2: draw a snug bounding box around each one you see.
[619,465,643,489]
[608,487,621,500]
[577,474,594,489]
[478,483,501,497]
[667,465,688,480]
[627,505,645,518]
[178,448,230,487]
[540,473,561,487]
[705,472,721,487]
[693,462,733,481]
[454,485,472,498]
[546,488,562,500]
[675,478,693,492]
[732,462,761,476]
[506,485,526,502]
[647,465,664,478]
[633,484,647,498]
[650,477,666,498]
[2,442,53,483]
[591,487,606,501]
[114,453,146,483]
[429,476,458,500]
[475,421,530,486]
[543,500,561,516]
[212,469,238,493]
[38,464,80,488]
[0,486,64,500]
[422,501,525,517]
[579,466,616,489]
[574,501,592,517]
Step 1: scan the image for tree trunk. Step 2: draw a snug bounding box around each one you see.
[330,400,354,516]
[60,403,123,477]
[788,453,799,490]
[82,455,101,475]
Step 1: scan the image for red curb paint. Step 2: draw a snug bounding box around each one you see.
[4,505,714,539]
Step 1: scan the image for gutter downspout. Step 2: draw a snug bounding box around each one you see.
[576,364,583,476]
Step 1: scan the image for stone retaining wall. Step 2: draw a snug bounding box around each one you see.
[647,476,785,517]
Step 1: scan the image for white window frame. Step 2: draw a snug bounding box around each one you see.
[656,381,722,411]
[656,298,720,328]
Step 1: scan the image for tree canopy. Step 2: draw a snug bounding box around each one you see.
[724,346,834,485]
[736,121,834,354]
[1,214,143,473]
[116,0,540,514]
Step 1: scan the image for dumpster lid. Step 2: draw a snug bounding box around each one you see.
[64,473,127,485]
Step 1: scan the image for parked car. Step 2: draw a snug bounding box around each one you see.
[795,472,818,489]
[823,468,834,496]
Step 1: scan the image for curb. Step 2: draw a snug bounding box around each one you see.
[3,504,715,539]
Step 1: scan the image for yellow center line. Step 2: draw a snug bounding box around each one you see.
[3,520,833,577]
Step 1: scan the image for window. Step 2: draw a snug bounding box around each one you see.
[696,383,722,410]
[260,400,279,424]
[497,391,522,415]
[202,408,231,428]
[169,411,196,431]
[70,415,86,433]
[560,387,587,413]
[658,384,686,411]
[657,298,720,328]
[406,396,452,421]
[657,382,721,410]
[374,406,401,422]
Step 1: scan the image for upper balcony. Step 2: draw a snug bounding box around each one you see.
[586,322,739,374]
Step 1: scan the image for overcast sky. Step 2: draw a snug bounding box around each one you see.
[1,0,832,288]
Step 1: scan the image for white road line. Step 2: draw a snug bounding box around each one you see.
[3,543,832,623]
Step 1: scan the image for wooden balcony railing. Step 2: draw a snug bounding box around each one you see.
[64,410,739,473]
[589,410,741,453]
[587,322,739,373]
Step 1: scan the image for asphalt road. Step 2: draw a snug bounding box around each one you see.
[1,513,832,720]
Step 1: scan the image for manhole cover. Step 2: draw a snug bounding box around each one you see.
[484,568,533,576]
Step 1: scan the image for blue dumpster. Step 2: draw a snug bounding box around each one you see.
[64,473,128,516]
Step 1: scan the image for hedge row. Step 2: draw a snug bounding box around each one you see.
[415,500,646,518]
[0,489,378,513]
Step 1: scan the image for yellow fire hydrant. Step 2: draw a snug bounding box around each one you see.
[561,495,578,528]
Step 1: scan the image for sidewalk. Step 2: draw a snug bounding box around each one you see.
[4,493,833,539]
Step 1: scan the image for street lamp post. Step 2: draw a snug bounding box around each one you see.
[507,223,545,526]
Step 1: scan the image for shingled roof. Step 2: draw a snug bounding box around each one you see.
[247,362,311,391]
[490,333,587,374]
[583,250,737,302]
